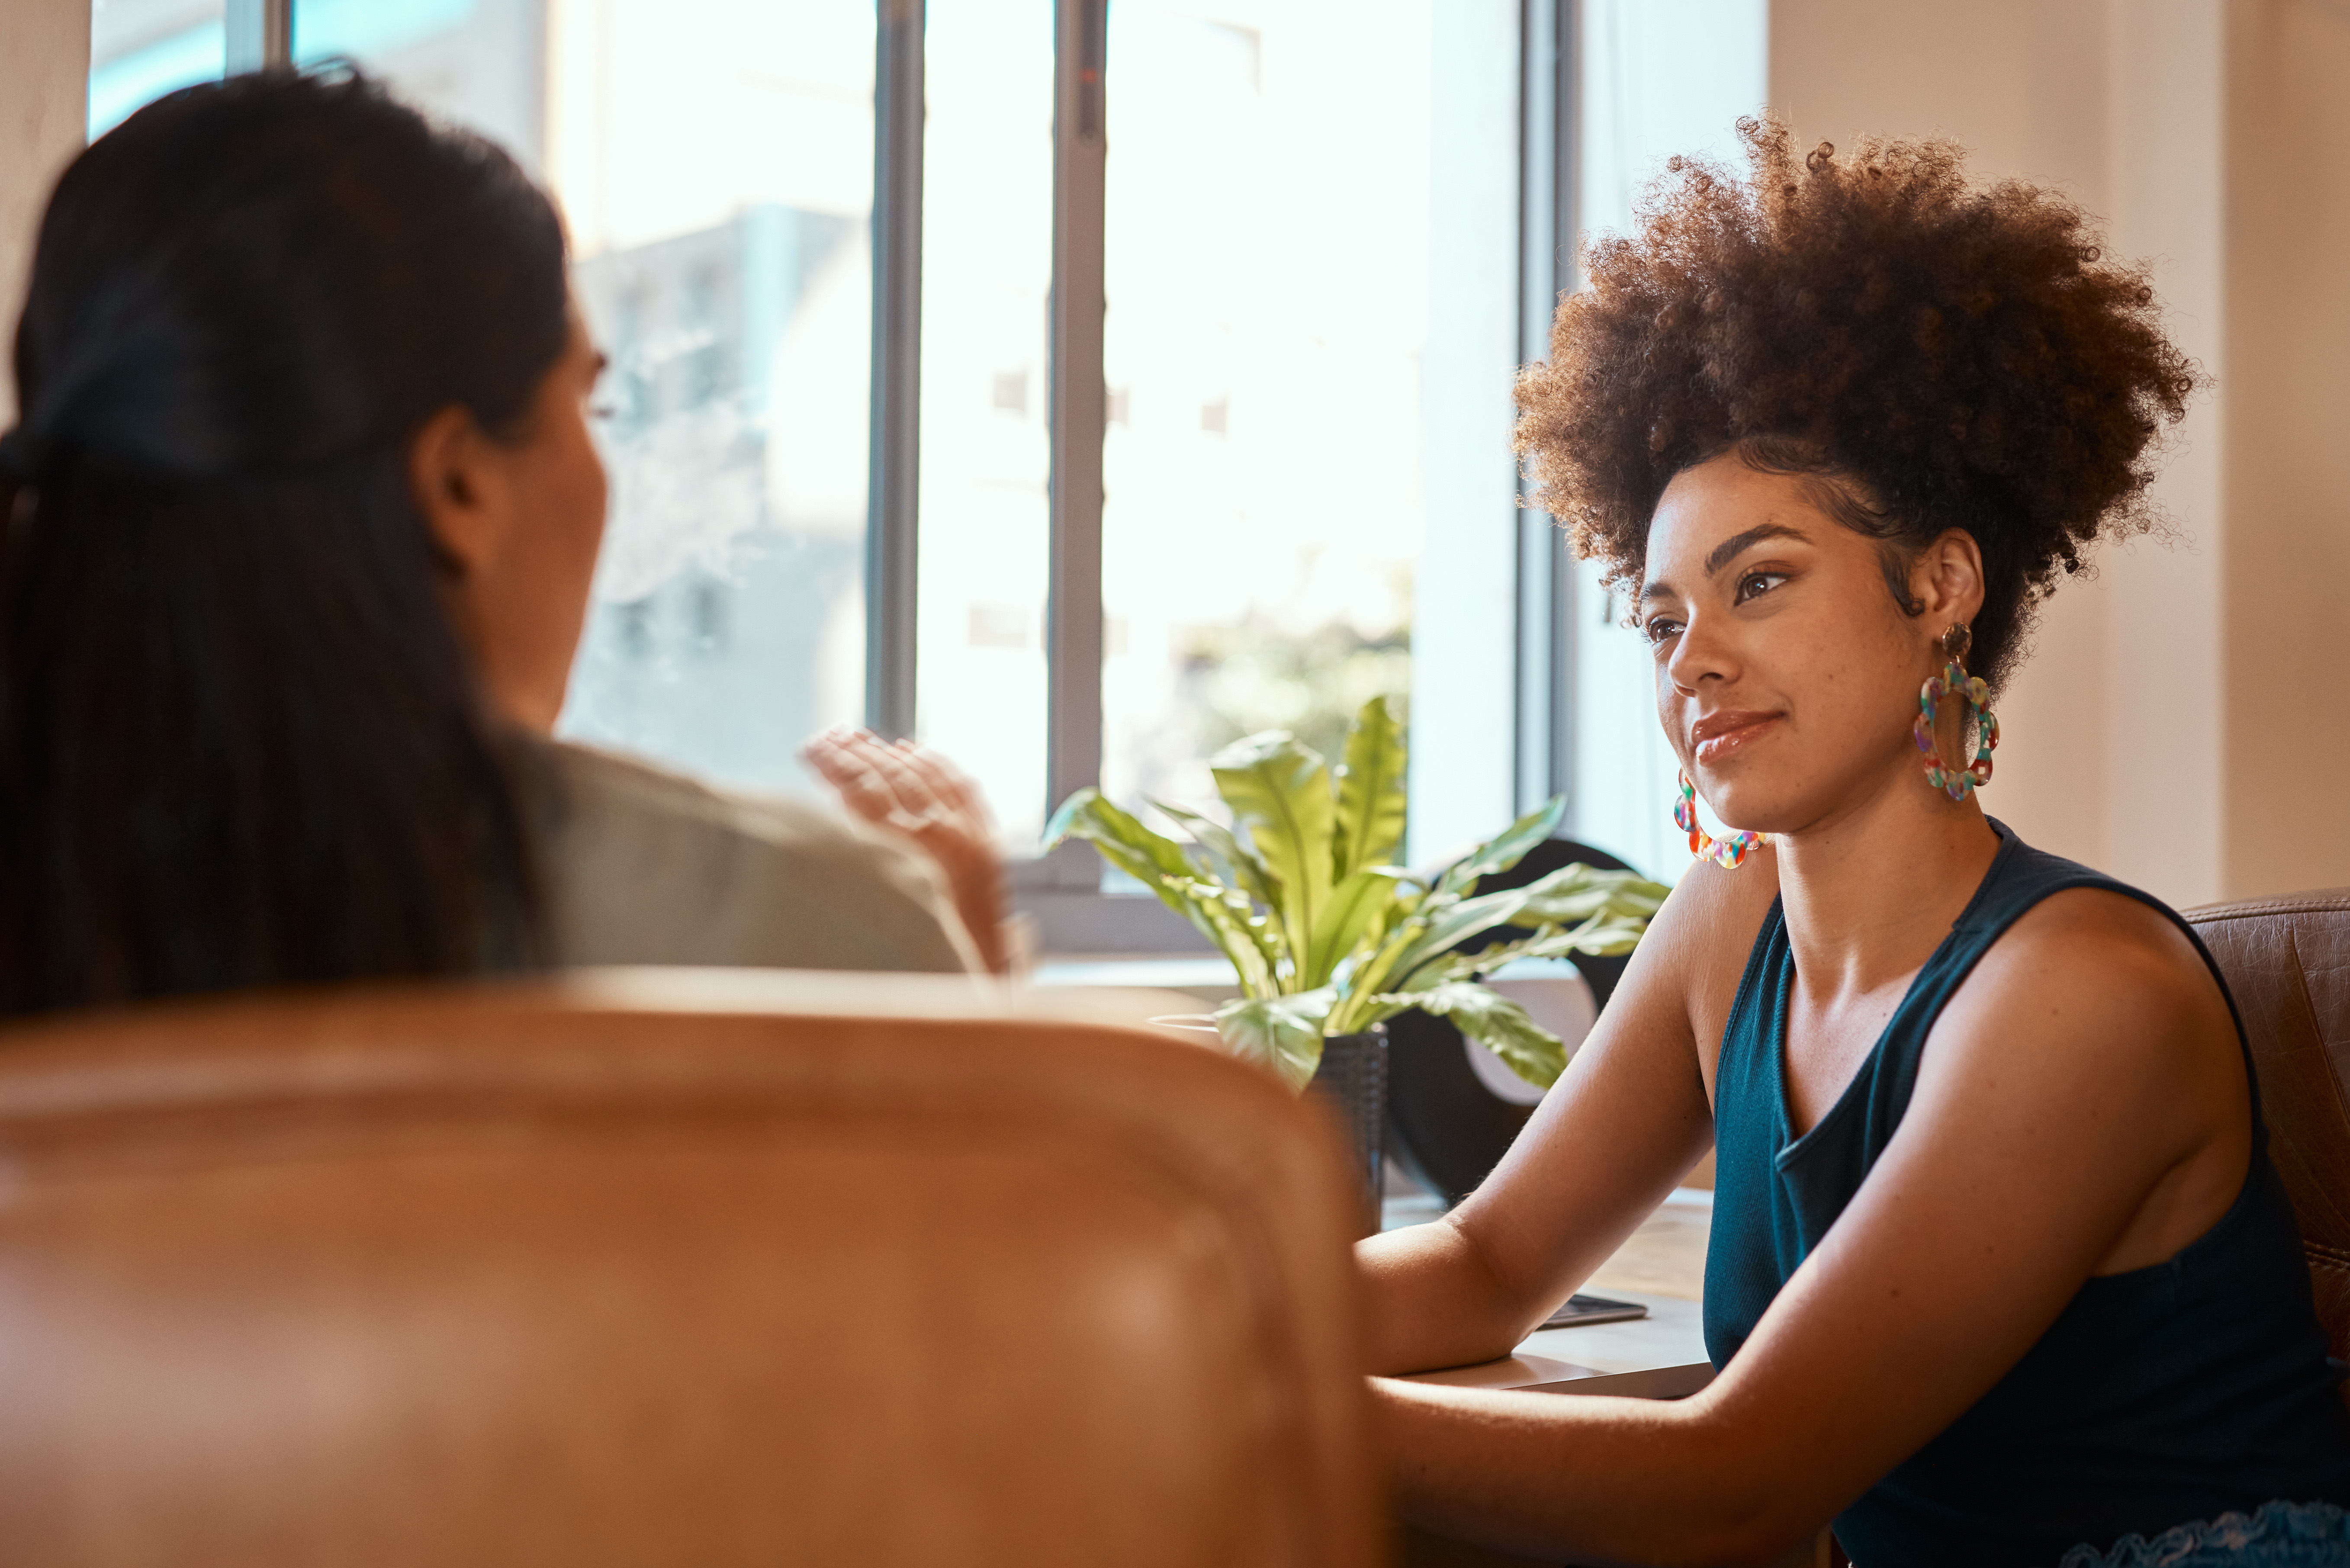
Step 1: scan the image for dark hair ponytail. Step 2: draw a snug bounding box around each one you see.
[0,70,570,1013]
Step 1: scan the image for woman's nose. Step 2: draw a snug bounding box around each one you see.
[1665,612,1734,694]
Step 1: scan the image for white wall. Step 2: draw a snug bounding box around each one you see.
[2099,0,2225,904]
[0,0,90,425]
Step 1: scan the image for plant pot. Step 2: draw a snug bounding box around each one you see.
[1308,1027,1388,1238]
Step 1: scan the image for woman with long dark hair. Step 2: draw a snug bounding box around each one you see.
[1361,119,2350,1565]
[0,69,987,1014]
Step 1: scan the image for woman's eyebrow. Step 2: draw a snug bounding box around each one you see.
[1702,523,1810,577]
[1640,521,1813,606]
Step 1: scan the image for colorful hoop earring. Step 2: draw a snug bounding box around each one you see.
[1915,623,1999,802]
[1674,770,1768,869]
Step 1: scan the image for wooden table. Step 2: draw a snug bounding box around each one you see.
[1382,1184,1715,1402]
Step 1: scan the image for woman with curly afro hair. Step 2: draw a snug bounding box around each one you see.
[1358,118,2350,1566]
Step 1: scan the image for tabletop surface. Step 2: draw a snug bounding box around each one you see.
[1382,1183,1714,1397]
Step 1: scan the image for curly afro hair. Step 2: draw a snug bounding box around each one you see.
[1514,115,2201,691]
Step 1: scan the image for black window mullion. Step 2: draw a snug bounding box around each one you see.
[866,0,926,739]
[1045,0,1107,831]
[1515,0,1577,816]
[226,0,292,73]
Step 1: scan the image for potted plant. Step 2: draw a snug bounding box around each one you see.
[1043,696,1669,1225]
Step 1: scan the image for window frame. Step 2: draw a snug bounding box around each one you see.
[226,0,292,72]
[867,1,1580,953]
[867,0,923,739]
[1515,0,1577,821]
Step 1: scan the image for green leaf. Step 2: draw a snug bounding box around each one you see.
[1210,732,1336,984]
[1386,981,1567,1091]
[1376,883,1556,989]
[1149,799,1280,910]
[1336,993,1418,1031]
[1043,788,1201,884]
[1366,943,1495,998]
[1333,696,1407,881]
[1355,878,1420,963]
[1171,877,1285,997]
[1511,912,1652,960]
[1510,864,1672,926]
[1436,796,1568,897]
[1042,790,1285,993]
[1324,911,1429,1034]
[1337,879,1665,1037]
[1213,987,1337,1092]
[1382,861,1670,992]
[1304,865,1407,989]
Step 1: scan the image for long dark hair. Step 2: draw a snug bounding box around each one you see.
[0,70,571,1014]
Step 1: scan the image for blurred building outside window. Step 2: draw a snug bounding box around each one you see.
[304,0,878,800]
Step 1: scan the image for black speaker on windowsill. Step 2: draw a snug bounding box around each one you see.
[1383,838,1639,1209]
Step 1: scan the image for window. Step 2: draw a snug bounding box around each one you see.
[84,0,1771,940]
[90,0,227,138]
[1096,2,1423,823]
[303,0,879,800]
[916,2,1054,846]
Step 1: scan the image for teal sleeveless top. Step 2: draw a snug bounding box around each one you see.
[1703,823,2350,1567]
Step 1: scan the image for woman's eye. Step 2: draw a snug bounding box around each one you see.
[1735,570,1788,604]
[1643,616,1684,647]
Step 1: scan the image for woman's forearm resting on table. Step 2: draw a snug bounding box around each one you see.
[1370,1378,1825,1568]
[1356,1215,1546,1377]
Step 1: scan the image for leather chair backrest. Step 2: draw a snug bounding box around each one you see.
[2185,893,2350,1359]
[0,970,1377,1568]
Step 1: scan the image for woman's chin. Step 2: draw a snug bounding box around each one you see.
[1696,775,1799,840]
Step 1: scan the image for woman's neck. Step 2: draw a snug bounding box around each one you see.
[1771,773,2002,1007]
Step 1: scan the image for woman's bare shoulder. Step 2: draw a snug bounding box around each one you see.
[1929,884,2243,1195]
[1975,884,2231,1043]
[1646,845,1782,998]
[1652,843,1784,941]
[1592,845,1782,1086]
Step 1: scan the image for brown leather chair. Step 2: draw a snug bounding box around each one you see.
[2186,890,2350,1359]
[0,968,1379,1567]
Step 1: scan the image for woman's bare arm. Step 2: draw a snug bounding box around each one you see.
[1355,858,1769,1375]
[1368,890,2247,1565]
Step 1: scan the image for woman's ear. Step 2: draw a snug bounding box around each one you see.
[1909,527,1986,630]
[407,404,502,576]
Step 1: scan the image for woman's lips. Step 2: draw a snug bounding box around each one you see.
[1691,710,1781,765]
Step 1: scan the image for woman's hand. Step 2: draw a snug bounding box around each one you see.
[801,727,1013,975]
